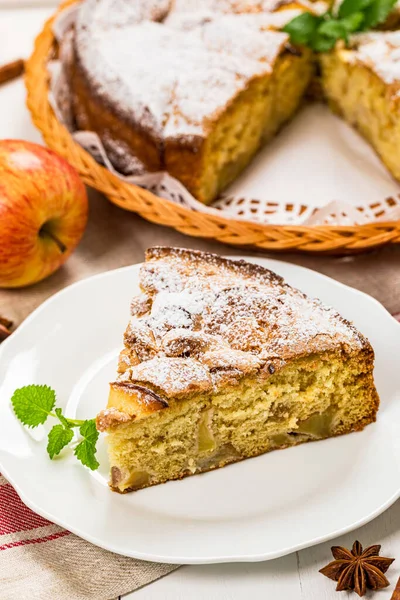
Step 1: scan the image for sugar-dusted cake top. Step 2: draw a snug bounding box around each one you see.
[75,0,322,140]
[341,31,400,85]
[105,248,369,418]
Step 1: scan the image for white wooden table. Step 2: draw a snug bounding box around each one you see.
[2,5,400,599]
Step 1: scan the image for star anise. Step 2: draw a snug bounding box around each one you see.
[391,577,400,600]
[319,540,395,597]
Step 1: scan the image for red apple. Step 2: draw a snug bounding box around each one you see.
[0,140,88,288]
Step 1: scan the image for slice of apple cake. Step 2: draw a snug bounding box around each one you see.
[96,248,379,493]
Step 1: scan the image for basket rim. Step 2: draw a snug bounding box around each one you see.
[24,0,400,253]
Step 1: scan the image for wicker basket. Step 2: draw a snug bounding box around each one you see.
[25,0,400,254]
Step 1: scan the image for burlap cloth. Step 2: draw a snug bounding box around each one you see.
[1,188,400,600]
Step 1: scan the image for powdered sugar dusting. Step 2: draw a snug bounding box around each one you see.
[77,0,172,29]
[117,248,368,399]
[128,357,212,398]
[198,15,288,64]
[75,0,299,139]
[347,31,400,85]
[101,133,147,176]
[152,290,207,317]
[170,0,321,13]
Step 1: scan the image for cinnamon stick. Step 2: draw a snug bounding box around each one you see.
[0,59,24,86]
[0,316,13,330]
[0,315,13,342]
[391,577,400,600]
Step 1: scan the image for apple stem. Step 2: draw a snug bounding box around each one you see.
[39,224,67,254]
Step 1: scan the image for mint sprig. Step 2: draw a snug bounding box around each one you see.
[11,385,56,427]
[74,421,100,470]
[283,0,397,52]
[47,424,74,459]
[11,385,99,470]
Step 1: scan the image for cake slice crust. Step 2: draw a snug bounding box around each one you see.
[97,248,379,493]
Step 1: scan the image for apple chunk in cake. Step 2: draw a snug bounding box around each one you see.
[96,247,379,493]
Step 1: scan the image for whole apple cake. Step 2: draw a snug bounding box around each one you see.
[96,248,379,493]
[68,0,400,206]
[70,0,316,204]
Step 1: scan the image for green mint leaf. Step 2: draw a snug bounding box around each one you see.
[283,0,395,53]
[362,0,397,28]
[338,0,374,18]
[47,424,74,459]
[283,12,321,45]
[311,33,339,52]
[74,420,99,470]
[318,19,349,39]
[55,407,73,429]
[11,385,56,428]
[340,12,365,31]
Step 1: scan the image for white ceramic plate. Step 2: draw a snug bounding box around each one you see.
[1,257,400,565]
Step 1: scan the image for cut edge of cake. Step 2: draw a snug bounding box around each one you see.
[320,32,400,185]
[96,247,379,493]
